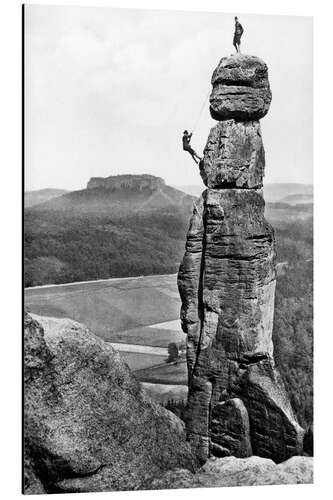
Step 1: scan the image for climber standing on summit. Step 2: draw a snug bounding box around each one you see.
[233,16,244,53]
[182,130,202,165]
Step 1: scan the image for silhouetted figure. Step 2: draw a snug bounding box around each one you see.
[233,16,244,53]
[182,130,202,164]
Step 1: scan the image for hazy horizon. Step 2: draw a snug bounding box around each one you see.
[25,6,313,191]
[25,178,314,194]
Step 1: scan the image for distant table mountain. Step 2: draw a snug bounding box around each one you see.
[24,175,194,287]
[29,174,194,215]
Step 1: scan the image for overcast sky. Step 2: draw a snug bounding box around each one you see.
[25,6,313,191]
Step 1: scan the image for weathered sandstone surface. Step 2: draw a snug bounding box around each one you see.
[178,54,304,464]
[200,120,265,189]
[210,398,252,458]
[24,312,196,494]
[210,55,272,121]
[147,455,313,489]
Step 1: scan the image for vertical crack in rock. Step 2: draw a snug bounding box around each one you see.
[178,54,304,465]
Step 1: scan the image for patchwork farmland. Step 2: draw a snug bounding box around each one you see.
[24,274,188,404]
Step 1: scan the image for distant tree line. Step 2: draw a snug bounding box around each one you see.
[24,209,190,287]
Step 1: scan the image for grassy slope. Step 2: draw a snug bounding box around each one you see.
[135,361,188,385]
[119,352,167,370]
[25,275,181,338]
[25,274,185,375]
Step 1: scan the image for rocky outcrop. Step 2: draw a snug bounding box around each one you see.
[147,455,313,489]
[210,398,252,458]
[199,120,265,189]
[178,54,304,464]
[87,174,165,191]
[24,312,196,494]
[210,55,272,121]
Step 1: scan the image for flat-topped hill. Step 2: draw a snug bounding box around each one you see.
[87,174,165,191]
[28,174,193,215]
[24,175,195,287]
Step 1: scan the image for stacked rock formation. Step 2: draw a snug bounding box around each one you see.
[178,55,304,464]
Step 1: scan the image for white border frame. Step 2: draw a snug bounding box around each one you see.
[1,1,331,499]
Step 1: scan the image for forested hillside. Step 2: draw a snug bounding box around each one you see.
[273,217,313,429]
[24,208,191,287]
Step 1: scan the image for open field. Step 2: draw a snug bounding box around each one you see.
[109,321,184,347]
[135,361,188,385]
[25,274,186,392]
[109,343,168,355]
[25,274,182,342]
[118,352,167,371]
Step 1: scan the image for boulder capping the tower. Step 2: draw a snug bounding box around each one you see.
[209,54,272,121]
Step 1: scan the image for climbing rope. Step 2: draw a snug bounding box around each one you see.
[191,88,211,135]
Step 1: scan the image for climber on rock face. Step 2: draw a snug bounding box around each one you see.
[182,130,202,165]
[233,16,244,53]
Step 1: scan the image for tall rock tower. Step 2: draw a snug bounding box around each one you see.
[178,55,304,464]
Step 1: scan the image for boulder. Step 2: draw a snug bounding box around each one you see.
[235,358,304,460]
[209,55,272,121]
[24,312,196,494]
[147,455,313,489]
[210,398,252,458]
[200,120,265,189]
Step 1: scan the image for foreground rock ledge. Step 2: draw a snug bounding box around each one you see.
[146,455,313,489]
[24,312,312,494]
[24,312,196,494]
